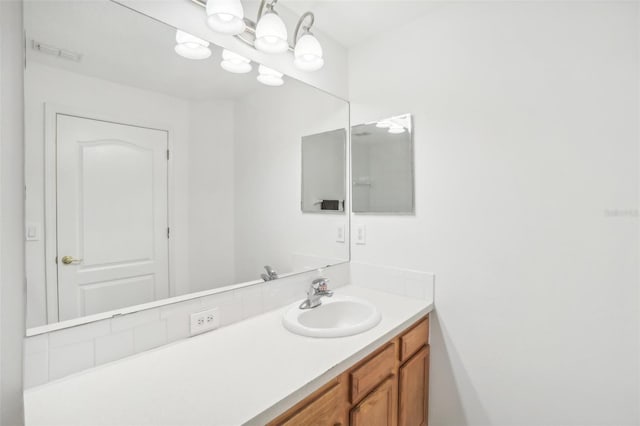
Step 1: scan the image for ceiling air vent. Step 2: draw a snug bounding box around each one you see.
[31,40,83,62]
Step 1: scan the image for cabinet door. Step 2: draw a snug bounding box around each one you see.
[279,381,344,426]
[398,346,430,426]
[350,376,397,426]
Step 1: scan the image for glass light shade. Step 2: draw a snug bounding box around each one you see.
[388,125,406,134]
[220,49,252,73]
[175,30,211,60]
[257,65,284,86]
[294,33,324,71]
[206,0,246,35]
[255,12,289,53]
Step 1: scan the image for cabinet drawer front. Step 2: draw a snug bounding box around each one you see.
[280,381,342,426]
[400,316,429,362]
[350,343,396,403]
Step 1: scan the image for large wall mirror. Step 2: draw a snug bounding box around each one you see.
[24,0,349,331]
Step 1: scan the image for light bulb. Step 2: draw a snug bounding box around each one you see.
[175,30,211,60]
[294,32,324,71]
[217,13,234,22]
[220,49,252,73]
[257,65,284,86]
[255,11,288,54]
[206,0,246,35]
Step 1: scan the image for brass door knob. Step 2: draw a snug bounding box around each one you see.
[61,255,82,265]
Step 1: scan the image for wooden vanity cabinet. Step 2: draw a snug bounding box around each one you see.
[270,315,430,426]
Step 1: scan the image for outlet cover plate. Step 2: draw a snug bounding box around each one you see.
[190,307,220,336]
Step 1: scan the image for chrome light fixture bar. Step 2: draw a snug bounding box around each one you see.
[191,0,324,72]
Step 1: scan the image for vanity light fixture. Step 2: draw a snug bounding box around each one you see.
[206,0,246,35]
[175,30,212,60]
[376,120,392,128]
[257,64,284,86]
[255,6,289,53]
[220,49,252,73]
[293,12,324,71]
[193,0,324,73]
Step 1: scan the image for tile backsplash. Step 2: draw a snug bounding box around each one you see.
[24,263,350,388]
[23,262,435,389]
[350,261,435,301]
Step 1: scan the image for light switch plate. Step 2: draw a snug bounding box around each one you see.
[336,224,345,243]
[25,223,40,241]
[355,224,366,245]
[190,308,219,336]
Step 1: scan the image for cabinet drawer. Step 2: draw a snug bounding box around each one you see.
[280,381,343,426]
[400,316,429,362]
[350,343,396,403]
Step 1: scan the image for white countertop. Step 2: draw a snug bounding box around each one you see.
[24,285,433,426]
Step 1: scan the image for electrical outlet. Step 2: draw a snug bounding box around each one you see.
[190,307,219,336]
[355,224,366,245]
[336,224,345,243]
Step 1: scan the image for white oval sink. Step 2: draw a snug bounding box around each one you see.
[282,295,382,338]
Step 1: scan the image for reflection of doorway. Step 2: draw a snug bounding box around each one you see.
[53,113,169,321]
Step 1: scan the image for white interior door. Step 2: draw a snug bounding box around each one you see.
[56,114,169,321]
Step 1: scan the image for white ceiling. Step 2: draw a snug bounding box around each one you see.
[282,1,439,48]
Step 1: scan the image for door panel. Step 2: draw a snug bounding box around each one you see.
[56,114,169,320]
[81,275,157,316]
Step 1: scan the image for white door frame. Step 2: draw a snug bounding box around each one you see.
[43,103,176,323]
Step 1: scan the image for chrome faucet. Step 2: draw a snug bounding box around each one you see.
[299,277,333,309]
[261,265,278,282]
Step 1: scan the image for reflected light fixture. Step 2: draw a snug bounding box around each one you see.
[255,8,289,53]
[388,125,406,134]
[206,0,246,35]
[221,49,252,73]
[174,30,211,60]
[257,65,284,86]
[293,12,324,71]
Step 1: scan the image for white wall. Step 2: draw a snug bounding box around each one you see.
[0,1,25,424]
[24,63,192,327]
[188,99,236,292]
[233,81,350,282]
[348,2,639,425]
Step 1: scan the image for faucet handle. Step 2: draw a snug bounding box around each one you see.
[312,277,329,287]
[311,277,331,294]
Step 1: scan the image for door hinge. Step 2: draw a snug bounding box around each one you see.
[167,227,170,239]
[166,149,170,160]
